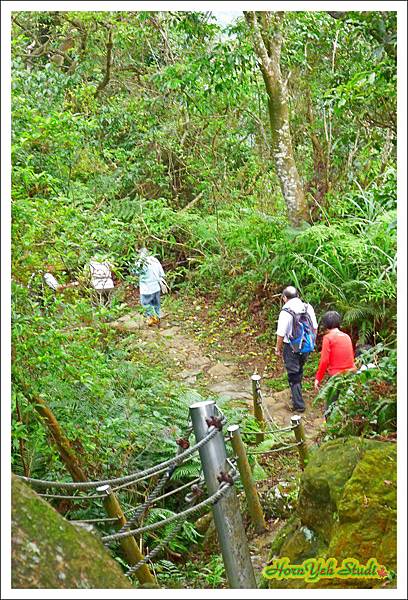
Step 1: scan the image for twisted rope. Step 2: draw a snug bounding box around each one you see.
[66,477,203,525]
[102,475,237,544]
[15,420,224,491]
[111,465,170,492]
[255,384,296,438]
[118,468,174,534]
[149,476,201,506]
[37,491,108,500]
[126,519,186,577]
[255,385,278,429]
[71,516,119,524]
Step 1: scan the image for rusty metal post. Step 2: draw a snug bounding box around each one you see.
[227,424,266,534]
[251,373,265,444]
[189,401,257,588]
[291,415,308,469]
[97,485,156,585]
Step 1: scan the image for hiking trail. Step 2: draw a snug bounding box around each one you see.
[110,296,325,442]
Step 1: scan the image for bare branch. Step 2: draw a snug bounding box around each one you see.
[95,28,113,97]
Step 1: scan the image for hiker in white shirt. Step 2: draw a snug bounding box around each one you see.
[275,286,318,412]
[132,248,166,326]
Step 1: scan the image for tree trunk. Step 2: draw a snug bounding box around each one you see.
[13,376,88,482]
[304,87,330,209]
[244,11,308,226]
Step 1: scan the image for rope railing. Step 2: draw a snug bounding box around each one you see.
[126,520,186,577]
[247,440,302,455]
[13,372,311,589]
[255,384,277,428]
[110,464,171,492]
[118,467,176,533]
[15,397,261,586]
[68,477,203,525]
[37,490,109,501]
[149,476,201,506]
[102,475,238,545]
[255,383,296,435]
[124,478,206,577]
[250,374,308,469]
[15,408,232,582]
[255,384,296,436]
[15,418,224,491]
[71,516,119,524]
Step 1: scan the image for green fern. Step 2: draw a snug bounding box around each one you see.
[171,459,201,482]
[111,198,142,222]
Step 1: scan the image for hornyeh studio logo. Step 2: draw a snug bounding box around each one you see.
[262,557,389,583]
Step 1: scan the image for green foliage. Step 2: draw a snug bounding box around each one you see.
[155,554,226,588]
[11,8,397,587]
[144,507,203,555]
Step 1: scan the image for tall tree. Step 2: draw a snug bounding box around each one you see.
[244,11,308,225]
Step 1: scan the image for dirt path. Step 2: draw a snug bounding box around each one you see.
[110,298,325,442]
[109,295,326,583]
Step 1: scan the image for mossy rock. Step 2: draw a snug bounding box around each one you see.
[298,437,382,543]
[12,475,132,589]
[268,515,299,558]
[266,438,396,589]
[328,443,397,569]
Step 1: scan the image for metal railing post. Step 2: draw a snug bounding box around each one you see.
[97,485,156,585]
[189,401,257,589]
[251,373,265,444]
[227,425,267,534]
[290,415,308,469]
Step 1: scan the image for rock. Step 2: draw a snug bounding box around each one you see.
[263,480,298,520]
[298,437,370,543]
[268,438,396,589]
[270,389,291,404]
[207,363,235,378]
[11,476,131,589]
[109,313,144,331]
[328,443,397,570]
[194,356,212,368]
[212,391,252,402]
[159,327,180,337]
[208,381,248,394]
[178,368,203,380]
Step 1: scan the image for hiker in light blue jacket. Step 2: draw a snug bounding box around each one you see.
[132,248,166,326]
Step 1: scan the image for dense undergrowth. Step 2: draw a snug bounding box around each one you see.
[11,10,397,587]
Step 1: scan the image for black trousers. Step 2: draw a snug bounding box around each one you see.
[283,343,309,410]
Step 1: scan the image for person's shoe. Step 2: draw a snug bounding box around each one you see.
[147,316,159,326]
[286,401,305,413]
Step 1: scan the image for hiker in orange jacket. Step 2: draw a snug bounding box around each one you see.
[315,311,357,416]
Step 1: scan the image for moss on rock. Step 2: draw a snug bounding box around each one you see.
[266,438,396,589]
[328,443,396,569]
[298,437,378,542]
[12,475,132,589]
